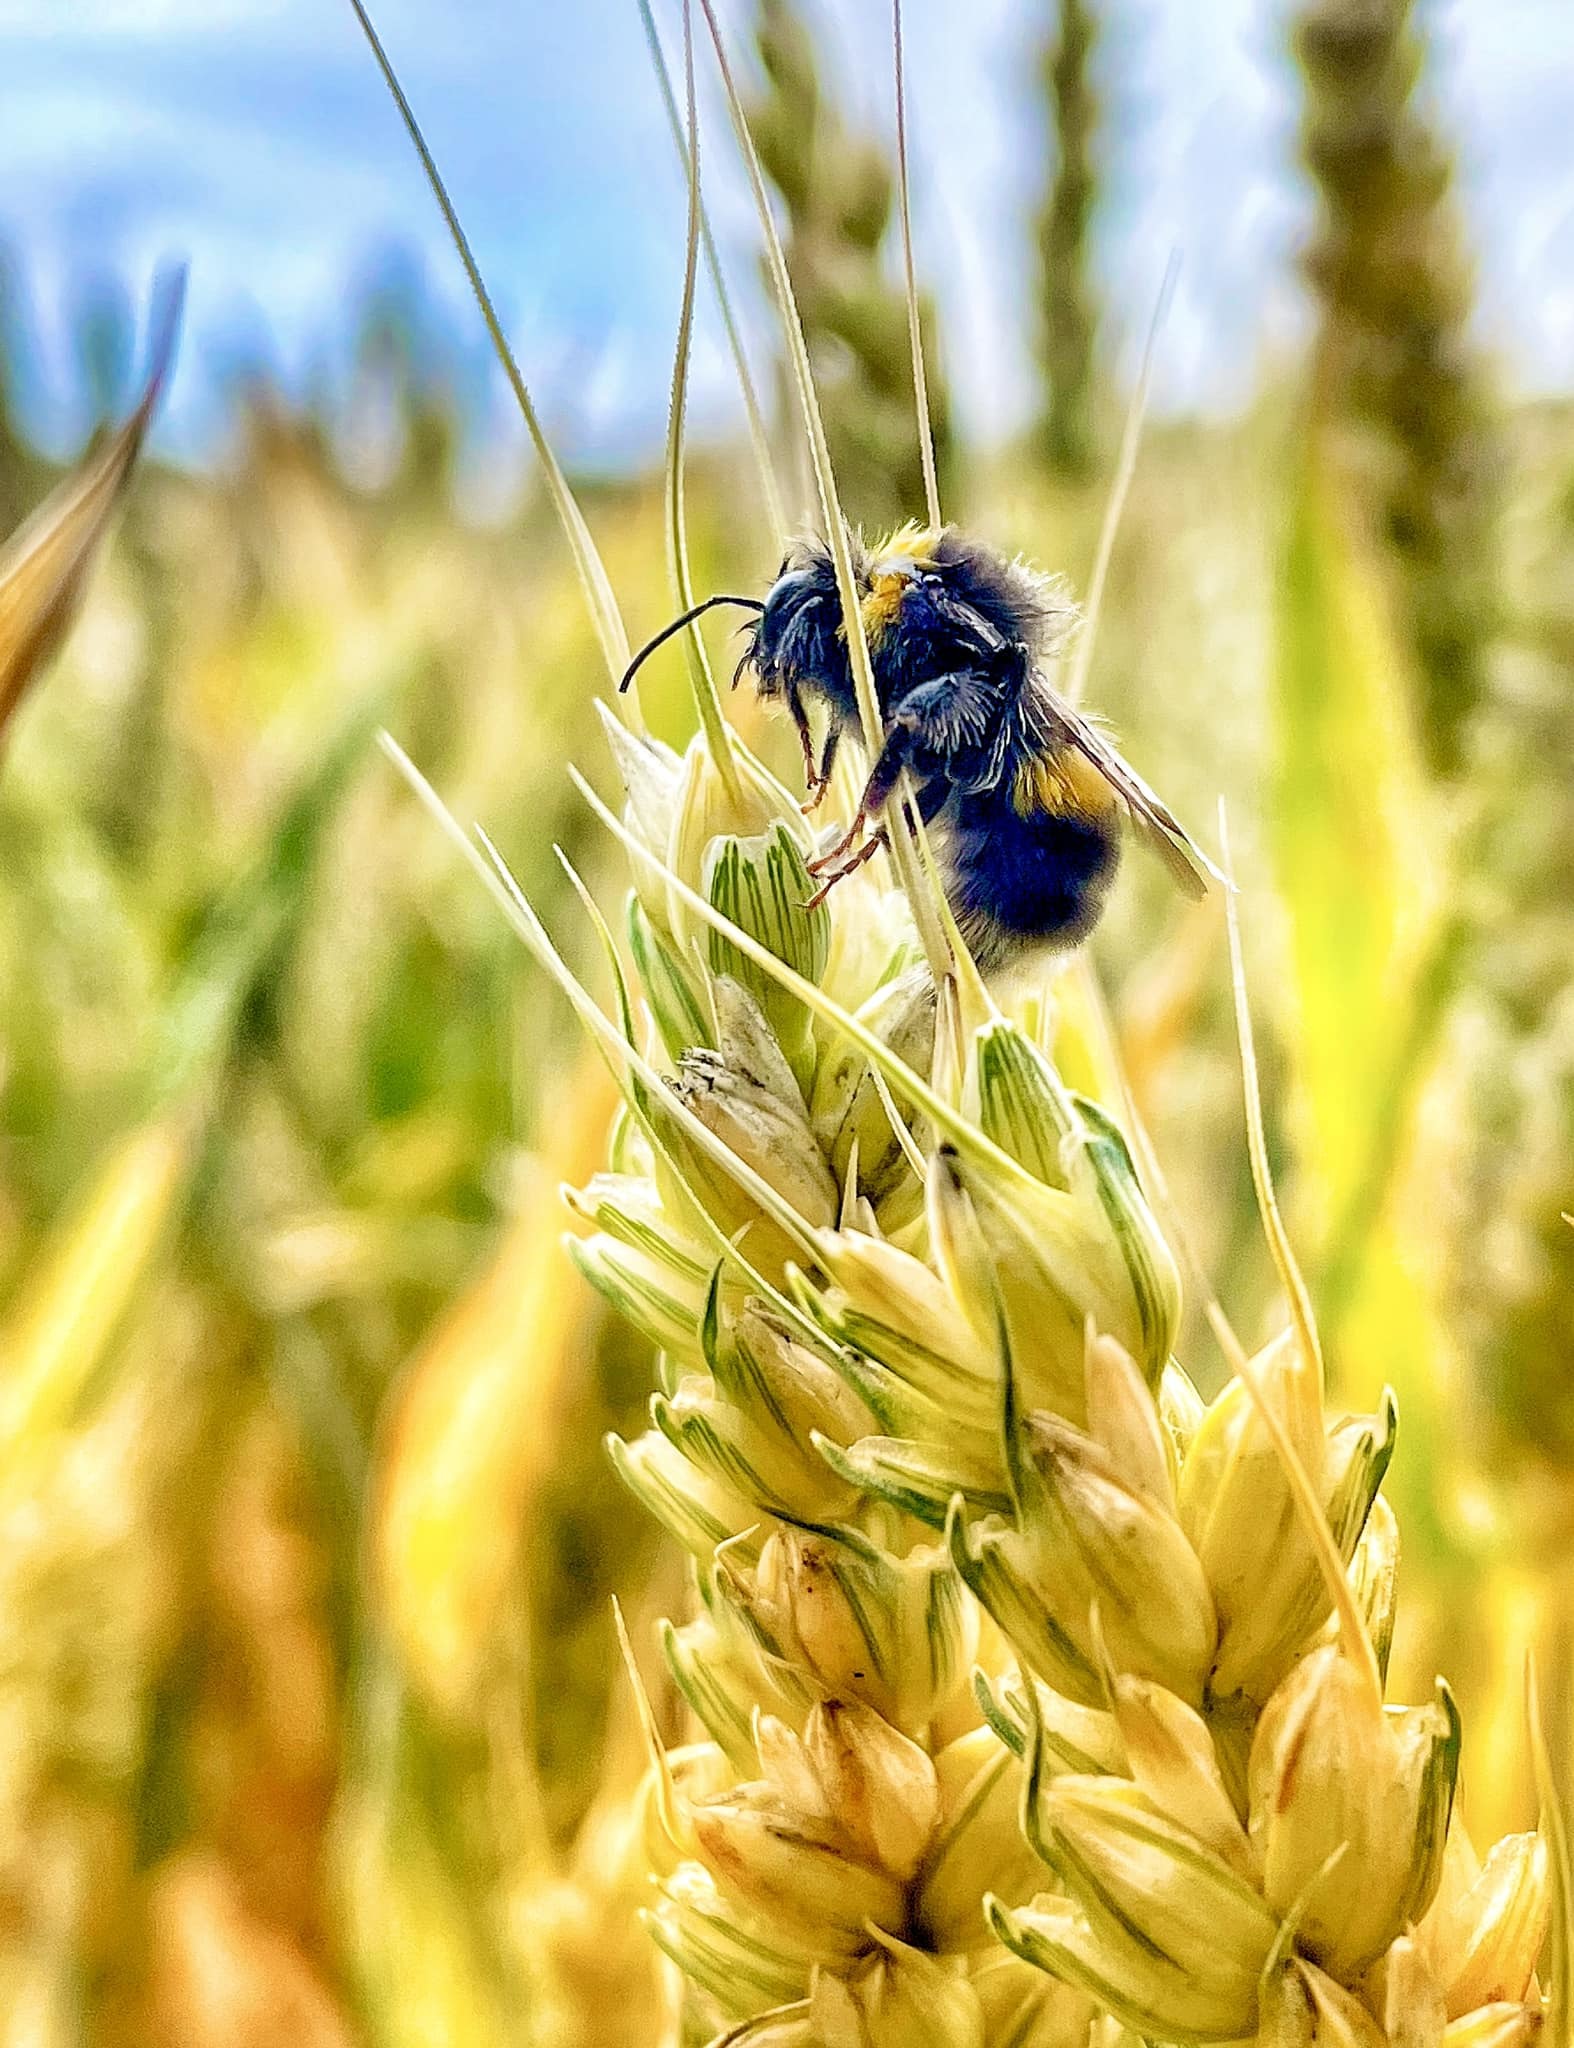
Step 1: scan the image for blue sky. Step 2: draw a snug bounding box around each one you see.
[1,0,1572,477]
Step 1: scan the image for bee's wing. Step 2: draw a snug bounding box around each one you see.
[1039,689,1222,900]
[923,582,1009,656]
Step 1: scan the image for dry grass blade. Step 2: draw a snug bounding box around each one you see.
[662,0,741,795]
[1064,253,1176,709]
[892,0,941,533]
[0,266,184,745]
[638,0,786,545]
[344,0,636,702]
[1205,809,1381,1710]
[1531,1659,1574,2044]
[1198,1302,1381,1710]
[613,1595,686,1854]
[1219,804,1325,1385]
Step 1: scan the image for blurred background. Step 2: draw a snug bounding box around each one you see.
[0,0,1571,2040]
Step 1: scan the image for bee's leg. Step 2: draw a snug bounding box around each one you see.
[810,673,982,868]
[845,721,922,839]
[803,827,889,911]
[802,724,841,813]
[807,727,916,872]
[807,806,869,873]
[861,671,1002,818]
[785,684,821,796]
[807,742,909,874]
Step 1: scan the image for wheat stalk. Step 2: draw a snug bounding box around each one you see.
[384,650,1563,2046]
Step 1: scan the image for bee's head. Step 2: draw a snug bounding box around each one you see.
[737,538,862,725]
[618,537,871,719]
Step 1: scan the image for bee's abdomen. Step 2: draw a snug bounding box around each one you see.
[945,791,1119,967]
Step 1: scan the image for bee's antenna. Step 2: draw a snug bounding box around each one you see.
[618,594,765,693]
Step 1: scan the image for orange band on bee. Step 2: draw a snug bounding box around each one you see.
[849,526,942,647]
[1012,748,1118,821]
[860,573,909,644]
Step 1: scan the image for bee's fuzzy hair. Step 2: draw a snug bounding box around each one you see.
[929,529,1079,661]
[772,525,1073,662]
[811,522,1080,660]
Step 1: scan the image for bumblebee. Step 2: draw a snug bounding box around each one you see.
[620,526,1214,968]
